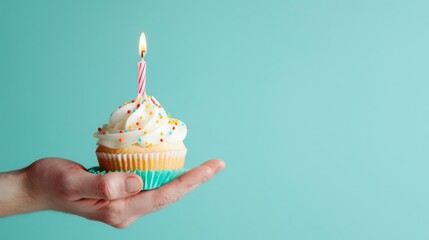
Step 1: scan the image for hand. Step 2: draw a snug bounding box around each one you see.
[0,157,225,228]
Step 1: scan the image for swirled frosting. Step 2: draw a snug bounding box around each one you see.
[94,95,187,149]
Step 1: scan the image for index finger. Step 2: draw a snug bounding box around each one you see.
[126,159,225,216]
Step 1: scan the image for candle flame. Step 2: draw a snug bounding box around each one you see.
[139,32,147,57]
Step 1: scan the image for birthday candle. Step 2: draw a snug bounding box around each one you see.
[138,33,147,96]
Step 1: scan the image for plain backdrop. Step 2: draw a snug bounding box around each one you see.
[1,0,429,239]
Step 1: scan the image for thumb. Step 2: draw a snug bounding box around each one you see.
[77,172,143,200]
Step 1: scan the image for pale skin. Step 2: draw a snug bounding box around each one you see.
[0,158,225,228]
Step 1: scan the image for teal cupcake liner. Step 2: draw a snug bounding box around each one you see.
[88,166,187,190]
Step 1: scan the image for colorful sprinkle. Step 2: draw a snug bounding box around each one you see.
[92,133,97,138]
[124,130,129,133]
[139,116,143,120]
[144,131,148,135]
[168,131,172,135]
[138,137,142,142]
[119,138,124,142]
[124,102,128,105]
[149,111,153,115]
[160,132,164,136]
[127,110,131,114]
[169,119,179,125]
[98,127,102,132]
[131,100,135,103]
[128,125,133,129]
[136,122,140,126]
[120,130,123,133]
[156,120,159,124]
[102,131,107,135]
[172,127,176,130]
[138,128,142,130]
[132,109,136,112]
[160,138,164,142]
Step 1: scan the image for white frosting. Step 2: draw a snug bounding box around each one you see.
[95,95,187,149]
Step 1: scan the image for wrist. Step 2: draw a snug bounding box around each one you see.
[0,168,44,216]
[22,162,53,212]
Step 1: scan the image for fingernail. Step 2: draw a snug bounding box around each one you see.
[215,162,226,173]
[125,177,141,193]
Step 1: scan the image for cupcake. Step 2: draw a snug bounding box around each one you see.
[89,32,188,189]
[93,94,187,173]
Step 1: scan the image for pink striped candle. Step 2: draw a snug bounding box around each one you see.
[138,57,146,96]
[138,33,147,96]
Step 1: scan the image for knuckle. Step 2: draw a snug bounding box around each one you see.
[153,191,181,210]
[200,166,213,183]
[97,179,114,200]
[28,158,46,172]
[98,202,127,227]
[112,221,132,229]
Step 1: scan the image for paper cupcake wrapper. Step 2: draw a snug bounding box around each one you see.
[96,149,187,172]
[88,166,187,190]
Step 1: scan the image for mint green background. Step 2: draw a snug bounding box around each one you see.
[1,0,429,239]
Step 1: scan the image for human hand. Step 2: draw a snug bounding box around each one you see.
[2,157,225,228]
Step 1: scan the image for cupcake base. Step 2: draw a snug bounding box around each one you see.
[96,149,187,171]
[88,166,187,190]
